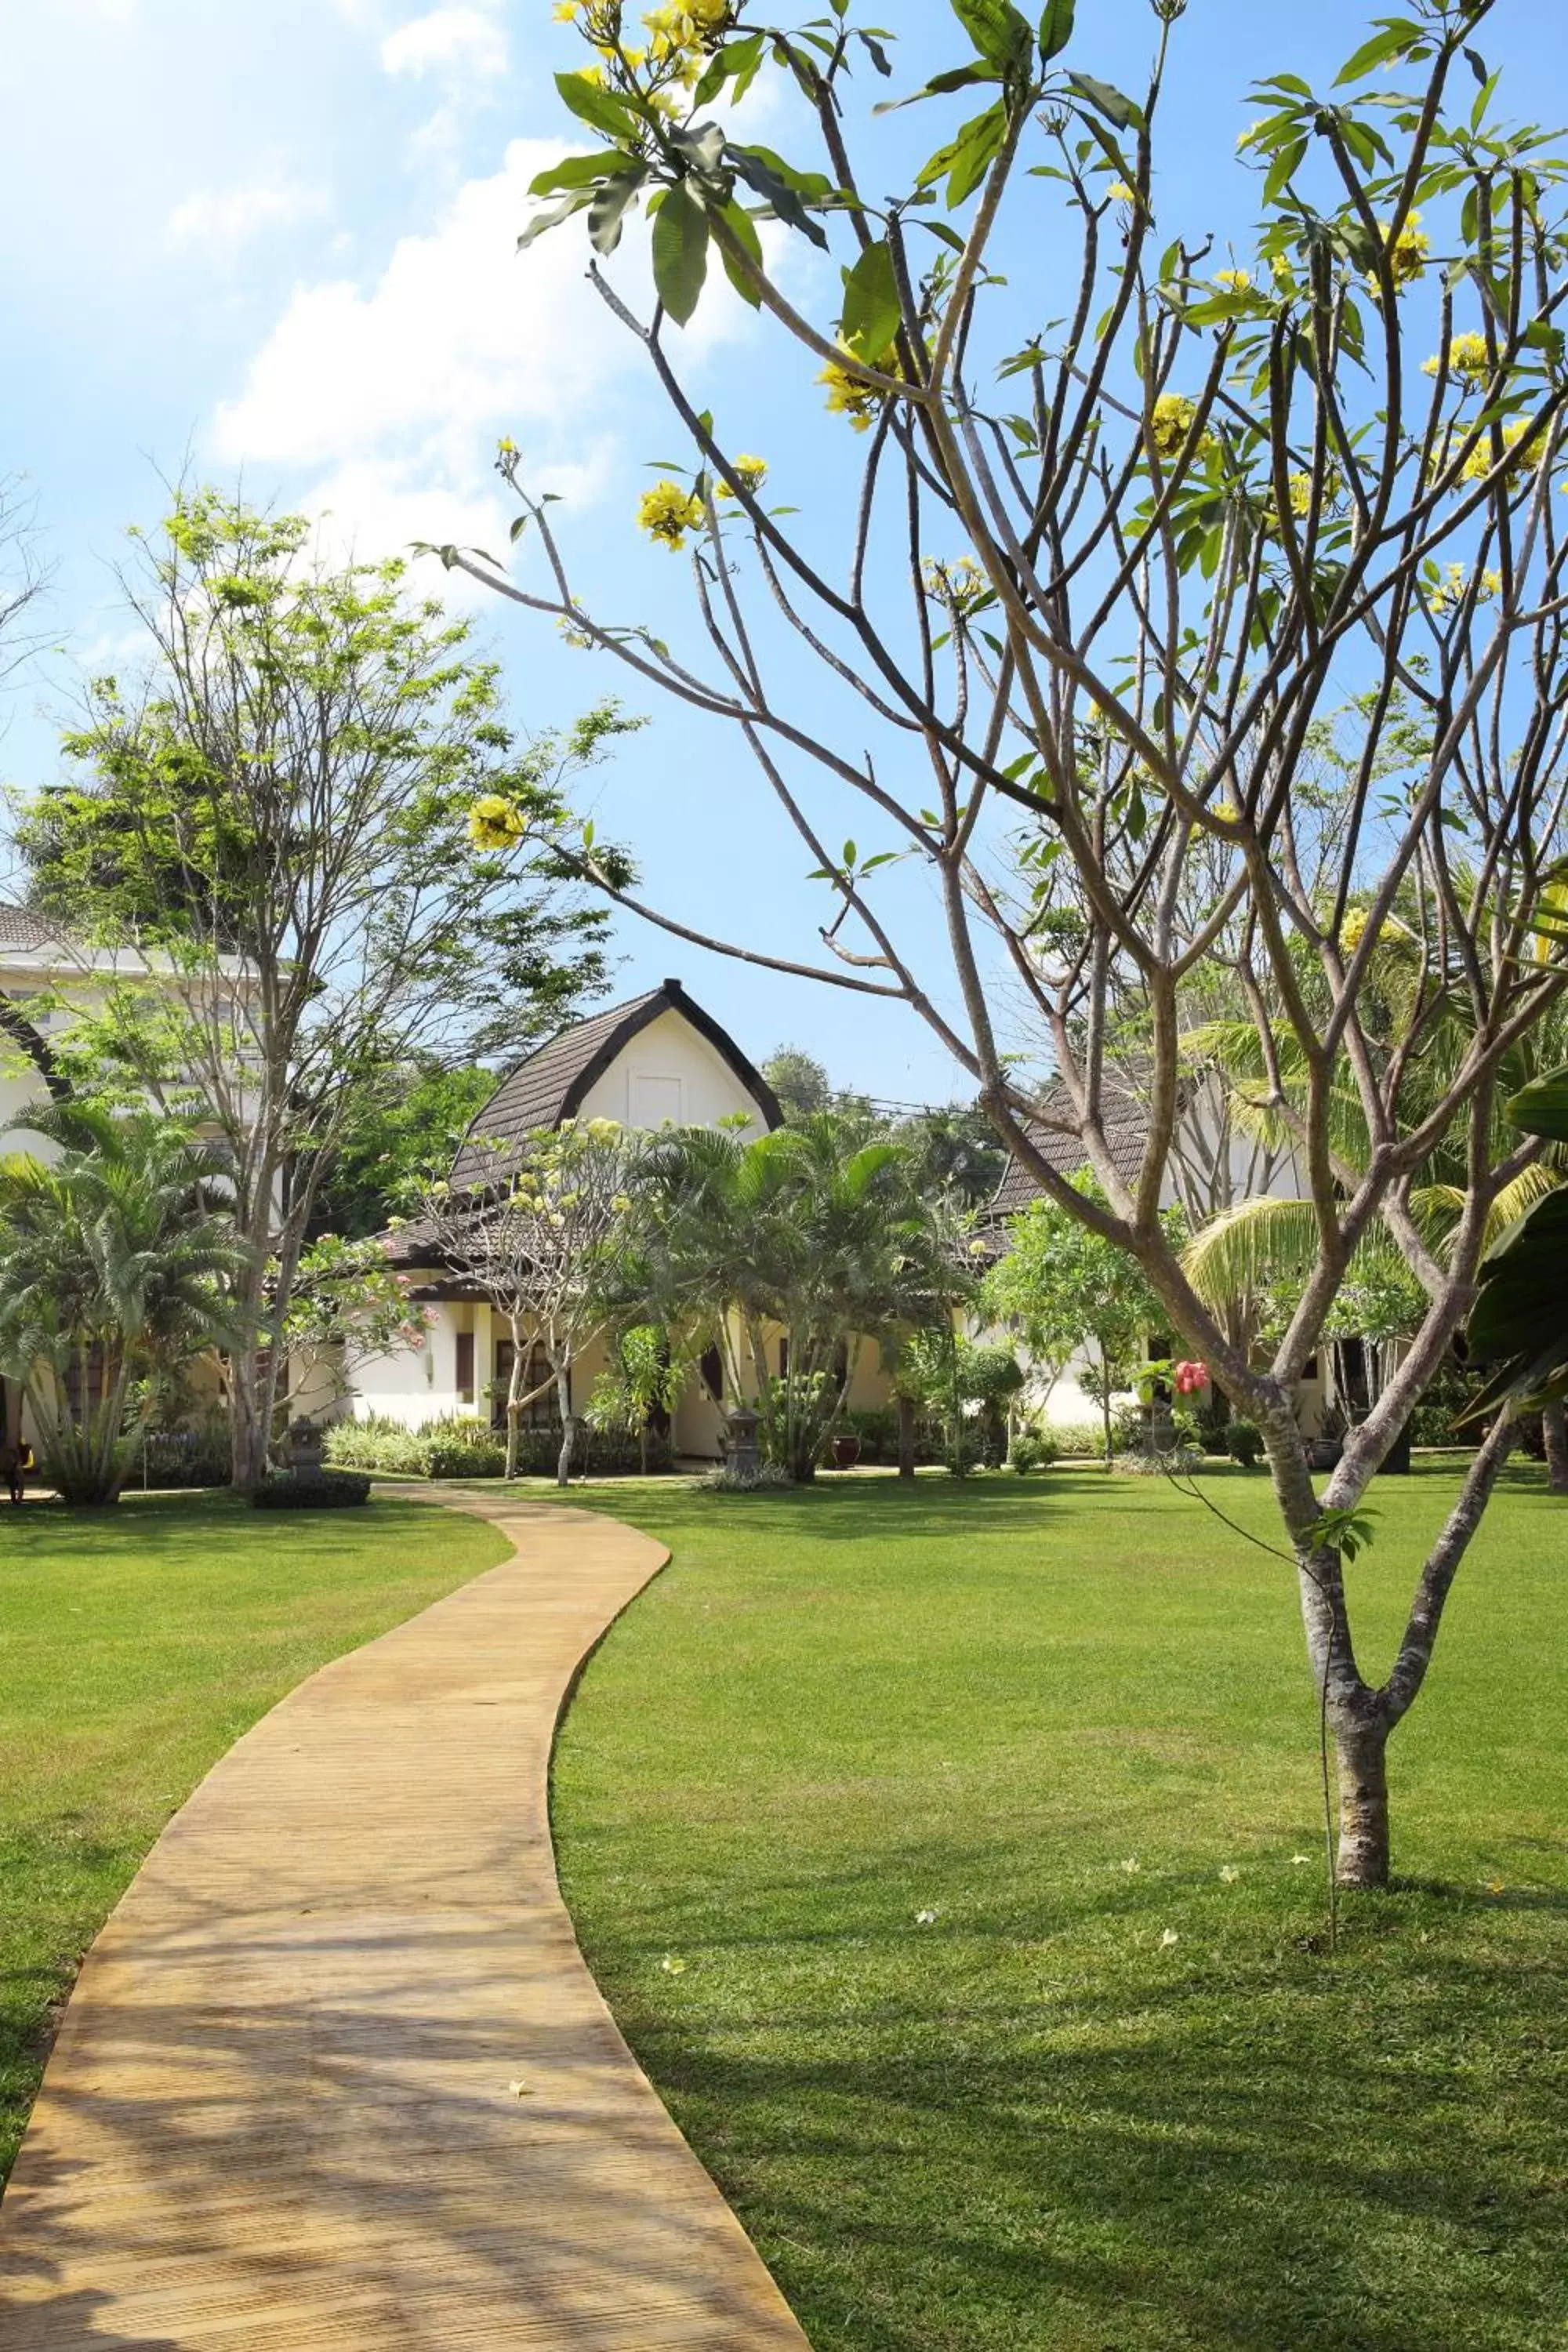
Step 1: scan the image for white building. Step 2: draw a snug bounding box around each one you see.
[348,979,785,1457]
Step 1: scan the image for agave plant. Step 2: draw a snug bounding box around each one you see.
[0,1100,249,1504]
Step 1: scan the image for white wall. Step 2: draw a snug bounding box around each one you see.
[575,1007,769,1132]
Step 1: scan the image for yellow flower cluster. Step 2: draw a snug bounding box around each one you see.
[1148,393,1218,463]
[638,478,706,550]
[923,554,987,611]
[1367,210,1428,295]
[1425,562,1506,616]
[469,795,528,851]
[1286,466,1344,518]
[1422,330,1492,386]
[643,0,731,74]
[818,351,888,431]
[1461,419,1534,485]
[717,453,768,499]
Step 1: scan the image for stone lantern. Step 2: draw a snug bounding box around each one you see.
[724,1406,760,1477]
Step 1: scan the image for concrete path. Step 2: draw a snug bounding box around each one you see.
[0,1493,809,2351]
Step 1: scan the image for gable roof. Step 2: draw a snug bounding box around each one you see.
[989,1068,1152,1219]
[447,977,781,1190]
[0,901,66,954]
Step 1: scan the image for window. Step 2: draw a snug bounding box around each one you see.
[456,1330,475,1405]
[699,1343,724,1403]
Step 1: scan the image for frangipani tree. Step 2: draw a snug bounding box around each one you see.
[412,1118,639,1484]
[443,0,1568,1885]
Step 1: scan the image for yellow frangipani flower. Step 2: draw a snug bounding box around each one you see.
[1461,419,1535,484]
[1214,268,1252,292]
[818,351,887,431]
[552,0,579,18]
[1286,465,1343,518]
[1367,209,1428,296]
[1422,330,1491,385]
[1148,392,1218,463]
[470,795,527,850]
[637,478,705,550]
[1108,179,1137,202]
[717,453,768,499]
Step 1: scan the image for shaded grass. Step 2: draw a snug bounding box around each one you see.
[550,1463,1568,2352]
[0,1488,507,2183]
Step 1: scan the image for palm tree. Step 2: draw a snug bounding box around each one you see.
[637,1111,975,1482]
[0,1102,249,1504]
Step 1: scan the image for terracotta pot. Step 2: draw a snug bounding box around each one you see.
[830,1434,862,1470]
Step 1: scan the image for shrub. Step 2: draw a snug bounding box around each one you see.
[1007,1429,1059,1475]
[1225,1417,1265,1468]
[1040,1418,1105,1459]
[322,1410,673,1481]
[251,1468,372,1509]
[837,1405,946,1467]
[696,1461,795,1493]
[1116,1444,1206,1478]
[140,1412,233,1489]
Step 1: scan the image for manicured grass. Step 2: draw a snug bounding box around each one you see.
[0,1488,508,2183]
[550,1462,1568,2352]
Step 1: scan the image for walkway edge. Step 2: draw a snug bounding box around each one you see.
[0,1486,812,2351]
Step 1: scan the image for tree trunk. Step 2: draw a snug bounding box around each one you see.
[1333,1712,1392,1889]
[1543,1399,1568,1494]
[554,1365,575,1487]
[897,1392,916,1480]
[229,1348,270,1490]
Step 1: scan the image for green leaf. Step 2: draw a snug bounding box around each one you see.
[840,240,902,364]
[554,69,638,141]
[528,150,627,197]
[874,59,998,111]
[1469,1192,1568,1361]
[1508,1064,1568,1145]
[716,200,764,307]
[1065,73,1142,131]
[727,144,831,249]
[949,0,1033,74]
[588,165,648,258]
[517,191,595,251]
[1333,19,1421,85]
[1038,0,1074,63]
[652,180,710,326]
[919,100,1007,207]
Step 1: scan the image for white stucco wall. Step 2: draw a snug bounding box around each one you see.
[574,1007,769,1133]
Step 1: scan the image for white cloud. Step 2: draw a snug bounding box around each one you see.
[169,179,328,262]
[210,138,766,582]
[381,5,506,82]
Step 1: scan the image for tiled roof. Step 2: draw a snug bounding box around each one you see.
[0,901,65,953]
[446,978,782,1192]
[989,1069,1152,1218]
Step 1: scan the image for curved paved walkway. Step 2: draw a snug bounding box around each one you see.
[0,1493,809,2352]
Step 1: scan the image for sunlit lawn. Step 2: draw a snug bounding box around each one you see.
[0,1488,507,2183]
[549,1461,1568,2352]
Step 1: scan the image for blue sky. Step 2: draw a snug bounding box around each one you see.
[1,0,1562,1101]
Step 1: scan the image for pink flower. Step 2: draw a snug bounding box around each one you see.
[1174,1359,1208,1395]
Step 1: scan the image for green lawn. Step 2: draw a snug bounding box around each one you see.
[549,1462,1568,2352]
[0,1488,507,2182]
